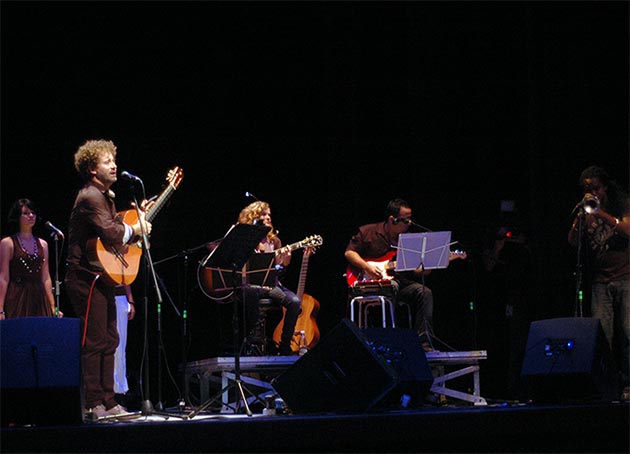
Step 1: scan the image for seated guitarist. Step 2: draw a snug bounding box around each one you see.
[344,198,436,351]
[237,201,301,356]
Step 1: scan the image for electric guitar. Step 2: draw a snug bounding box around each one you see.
[346,249,467,286]
[87,166,184,286]
[272,238,322,353]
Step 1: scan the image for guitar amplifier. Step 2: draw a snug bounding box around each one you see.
[350,279,395,297]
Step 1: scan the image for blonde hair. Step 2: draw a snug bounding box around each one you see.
[237,201,277,242]
[74,139,117,182]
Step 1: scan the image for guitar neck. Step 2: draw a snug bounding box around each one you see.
[146,183,177,222]
[275,240,306,255]
[295,253,310,300]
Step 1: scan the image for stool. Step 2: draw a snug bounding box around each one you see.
[244,298,276,355]
[397,301,413,328]
[349,295,396,328]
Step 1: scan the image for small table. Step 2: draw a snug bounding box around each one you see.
[184,356,299,413]
[425,350,488,406]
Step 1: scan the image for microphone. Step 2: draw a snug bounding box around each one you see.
[245,191,259,201]
[393,217,432,231]
[45,221,65,239]
[409,219,432,232]
[120,171,143,183]
[570,202,583,219]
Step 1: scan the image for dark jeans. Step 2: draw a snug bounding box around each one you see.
[592,279,630,388]
[242,283,301,352]
[392,279,434,336]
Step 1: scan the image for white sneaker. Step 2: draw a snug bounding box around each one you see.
[106,404,141,420]
[106,404,129,416]
[85,404,108,421]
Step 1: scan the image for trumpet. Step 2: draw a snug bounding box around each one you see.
[581,194,600,214]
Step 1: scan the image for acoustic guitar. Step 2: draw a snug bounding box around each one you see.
[198,235,323,302]
[87,166,184,286]
[272,239,322,354]
[346,249,467,286]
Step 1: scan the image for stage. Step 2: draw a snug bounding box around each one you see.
[3,348,629,453]
[2,400,628,453]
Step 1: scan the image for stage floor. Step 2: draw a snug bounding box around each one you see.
[2,400,628,453]
[3,347,629,453]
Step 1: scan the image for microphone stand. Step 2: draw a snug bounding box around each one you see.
[409,220,433,232]
[187,223,270,418]
[154,243,209,413]
[573,208,586,317]
[130,189,186,420]
[50,232,63,316]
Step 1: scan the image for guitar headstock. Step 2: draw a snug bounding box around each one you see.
[167,166,184,189]
[450,249,468,261]
[302,235,323,251]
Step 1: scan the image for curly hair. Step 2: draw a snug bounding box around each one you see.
[237,201,277,242]
[6,198,37,234]
[74,139,117,182]
[580,165,629,217]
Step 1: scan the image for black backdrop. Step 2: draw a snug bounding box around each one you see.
[2,1,628,404]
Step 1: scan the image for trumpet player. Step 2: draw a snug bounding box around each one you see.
[568,165,629,401]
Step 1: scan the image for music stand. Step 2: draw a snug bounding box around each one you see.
[395,231,457,351]
[395,231,454,271]
[187,223,270,418]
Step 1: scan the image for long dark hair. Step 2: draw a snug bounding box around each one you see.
[6,198,38,235]
[579,165,628,217]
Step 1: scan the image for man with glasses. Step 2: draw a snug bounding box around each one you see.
[344,198,436,351]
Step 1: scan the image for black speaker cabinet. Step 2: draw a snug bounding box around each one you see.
[272,319,433,413]
[362,327,434,406]
[520,317,618,403]
[1,317,83,426]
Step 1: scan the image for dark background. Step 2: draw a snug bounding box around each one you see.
[2,1,628,405]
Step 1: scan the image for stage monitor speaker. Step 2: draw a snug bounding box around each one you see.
[1,317,83,426]
[520,317,618,403]
[272,320,434,413]
[362,327,434,406]
[271,319,399,413]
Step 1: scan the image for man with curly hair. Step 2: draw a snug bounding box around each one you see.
[65,139,151,420]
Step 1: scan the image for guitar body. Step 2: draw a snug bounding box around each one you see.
[86,166,184,287]
[87,210,143,286]
[271,238,323,354]
[272,293,321,353]
[197,265,235,303]
[346,250,397,286]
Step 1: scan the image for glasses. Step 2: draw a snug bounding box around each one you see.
[21,212,36,217]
